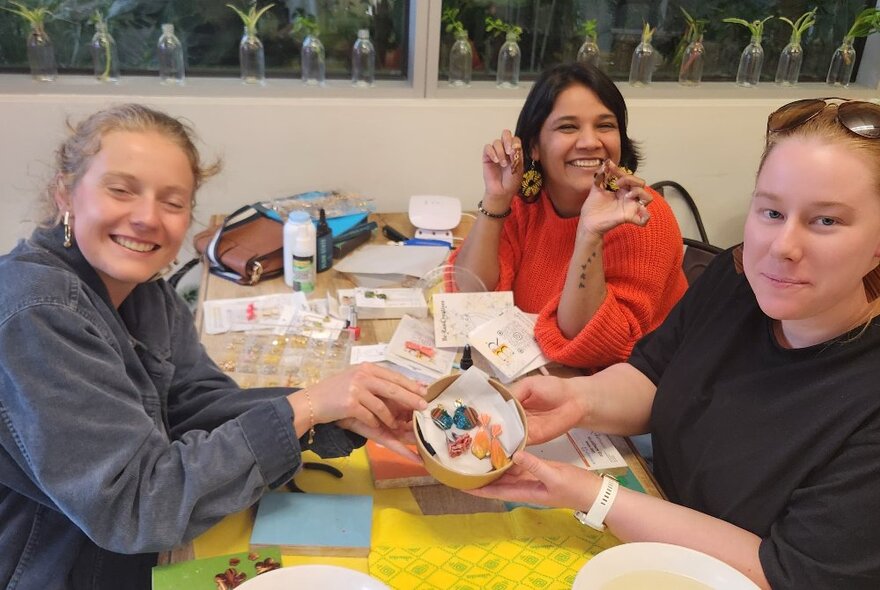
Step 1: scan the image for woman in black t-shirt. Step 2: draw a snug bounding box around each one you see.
[470,99,880,590]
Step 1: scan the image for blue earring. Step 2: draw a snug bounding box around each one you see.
[452,400,479,430]
[431,405,453,430]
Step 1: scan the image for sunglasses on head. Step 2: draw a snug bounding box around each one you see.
[766,97,880,139]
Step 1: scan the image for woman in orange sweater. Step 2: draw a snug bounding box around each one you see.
[453,63,687,371]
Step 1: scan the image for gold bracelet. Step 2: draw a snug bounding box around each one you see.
[477,199,512,219]
[303,390,316,444]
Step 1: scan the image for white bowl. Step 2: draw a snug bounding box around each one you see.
[238,565,389,590]
[573,542,759,589]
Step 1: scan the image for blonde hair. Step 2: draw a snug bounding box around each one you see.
[760,105,880,324]
[40,103,222,226]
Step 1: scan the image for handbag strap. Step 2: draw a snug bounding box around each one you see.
[204,204,266,285]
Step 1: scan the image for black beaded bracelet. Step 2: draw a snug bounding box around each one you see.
[477,200,512,219]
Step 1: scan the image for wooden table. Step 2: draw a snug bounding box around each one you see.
[171,211,661,573]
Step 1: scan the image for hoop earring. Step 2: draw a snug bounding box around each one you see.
[63,211,72,248]
[520,161,543,201]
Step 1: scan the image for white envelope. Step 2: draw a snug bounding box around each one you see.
[334,244,449,278]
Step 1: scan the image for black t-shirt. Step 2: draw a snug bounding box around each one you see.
[629,249,880,589]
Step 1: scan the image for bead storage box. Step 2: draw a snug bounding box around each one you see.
[204,330,353,388]
[414,370,527,490]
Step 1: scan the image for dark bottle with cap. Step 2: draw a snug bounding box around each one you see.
[316,208,333,273]
[460,344,473,371]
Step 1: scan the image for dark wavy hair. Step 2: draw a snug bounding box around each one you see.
[514,63,642,201]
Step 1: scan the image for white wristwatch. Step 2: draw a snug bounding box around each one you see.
[574,475,619,531]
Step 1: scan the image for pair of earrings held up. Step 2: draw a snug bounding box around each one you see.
[518,158,635,201]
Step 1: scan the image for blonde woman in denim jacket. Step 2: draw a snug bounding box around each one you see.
[0,104,427,590]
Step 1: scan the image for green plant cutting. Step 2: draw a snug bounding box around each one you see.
[675,7,708,67]
[680,7,707,43]
[722,15,773,44]
[639,21,655,45]
[442,7,466,36]
[227,1,275,37]
[485,16,522,41]
[1,1,54,35]
[843,7,880,42]
[779,8,817,46]
[578,18,597,43]
[91,9,113,81]
[291,14,319,38]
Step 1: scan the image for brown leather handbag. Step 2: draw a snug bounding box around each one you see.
[194,204,284,285]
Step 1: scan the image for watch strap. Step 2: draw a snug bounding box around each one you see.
[574,475,619,531]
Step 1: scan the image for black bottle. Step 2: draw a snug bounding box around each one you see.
[316,208,333,273]
[460,344,473,371]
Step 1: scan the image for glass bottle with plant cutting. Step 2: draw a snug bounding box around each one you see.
[1,0,57,82]
[628,21,655,86]
[576,19,599,69]
[292,14,324,86]
[723,15,773,87]
[775,8,817,87]
[443,7,471,87]
[827,7,880,86]
[227,1,275,85]
[485,16,522,89]
[677,8,708,86]
[90,10,119,83]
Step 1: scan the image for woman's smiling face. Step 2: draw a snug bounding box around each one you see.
[743,137,880,343]
[531,83,622,205]
[56,130,194,306]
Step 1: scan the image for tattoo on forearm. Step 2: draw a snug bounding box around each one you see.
[578,251,598,289]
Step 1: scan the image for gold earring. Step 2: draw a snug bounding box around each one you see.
[63,211,72,248]
[520,161,543,200]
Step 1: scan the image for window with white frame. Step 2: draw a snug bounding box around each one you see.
[436,0,876,84]
[0,0,409,80]
[0,0,876,86]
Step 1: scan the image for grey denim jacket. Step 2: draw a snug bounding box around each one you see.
[0,226,363,590]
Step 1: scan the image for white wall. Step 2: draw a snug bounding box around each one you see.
[1,79,877,254]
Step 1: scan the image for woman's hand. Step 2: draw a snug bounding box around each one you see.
[511,376,588,445]
[337,416,422,463]
[482,129,525,212]
[468,451,599,510]
[290,363,427,432]
[579,160,652,238]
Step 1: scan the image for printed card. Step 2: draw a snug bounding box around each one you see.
[467,307,546,380]
[202,293,308,334]
[432,291,514,348]
[528,430,627,472]
[385,315,455,379]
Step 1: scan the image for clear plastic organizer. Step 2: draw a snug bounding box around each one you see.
[262,190,375,222]
[205,329,353,389]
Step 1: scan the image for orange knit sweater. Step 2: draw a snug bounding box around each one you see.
[455,188,688,371]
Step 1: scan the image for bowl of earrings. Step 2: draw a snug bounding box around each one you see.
[413,370,528,490]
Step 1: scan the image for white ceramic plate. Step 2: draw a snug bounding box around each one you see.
[573,542,760,589]
[237,565,390,590]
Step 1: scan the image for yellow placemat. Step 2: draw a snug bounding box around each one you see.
[191,448,619,588]
[369,507,620,589]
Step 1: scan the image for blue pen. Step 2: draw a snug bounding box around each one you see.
[403,238,452,248]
